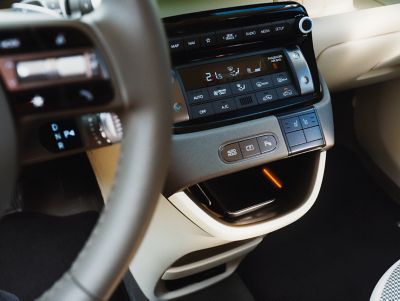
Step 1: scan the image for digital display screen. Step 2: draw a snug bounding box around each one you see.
[179,51,288,91]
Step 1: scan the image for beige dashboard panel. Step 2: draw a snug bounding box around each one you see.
[316,32,400,92]
[354,78,400,188]
[313,4,400,91]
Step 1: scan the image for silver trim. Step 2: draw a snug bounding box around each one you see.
[227,199,275,218]
[285,47,315,95]
[98,113,123,144]
[172,72,190,123]
[298,16,313,34]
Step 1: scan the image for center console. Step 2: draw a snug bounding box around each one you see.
[128,3,334,300]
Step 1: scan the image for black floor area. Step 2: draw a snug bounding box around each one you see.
[238,146,400,301]
[0,211,130,301]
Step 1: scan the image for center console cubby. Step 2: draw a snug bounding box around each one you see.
[187,151,320,225]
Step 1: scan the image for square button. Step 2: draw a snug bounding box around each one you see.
[230,80,252,95]
[257,24,272,37]
[304,126,323,142]
[184,37,200,49]
[257,135,277,153]
[251,76,273,90]
[220,143,243,162]
[286,130,307,147]
[272,72,291,86]
[190,103,214,119]
[272,22,289,34]
[168,39,184,52]
[299,113,319,129]
[255,90,278,104]
[239,138,261,158]
[243,27,259,40]
[213,99,237,114]
[282,117,302,133]
[186,89,208,104]
[216,30,243,44]
[276,85,297,99]
[200,33,217,47]
[208,85,232,99]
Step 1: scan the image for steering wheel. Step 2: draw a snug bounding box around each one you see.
[0,0,172,300]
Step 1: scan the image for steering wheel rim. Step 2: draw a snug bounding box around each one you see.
[0,0,172,300]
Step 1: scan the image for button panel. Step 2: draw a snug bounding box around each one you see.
[220,134,278,163]
[279,110,325,154]
[184,66,299,120]
[168,19,295,53]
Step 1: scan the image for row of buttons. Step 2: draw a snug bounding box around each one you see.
[12,80,114,115]
[168,21,293,52]
[280,111,324,153]
[186,72,291,104]
[190,85,297,119]
[0,28,92,54]
[220,135,277,163]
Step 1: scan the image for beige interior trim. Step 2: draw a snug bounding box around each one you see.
[129,195,260,300]
[354,78,400,189]
[161,237,262,281]
[169,151,326,241]
[87,144,120,201]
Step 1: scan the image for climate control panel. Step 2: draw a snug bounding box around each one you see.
[164,3,321,132]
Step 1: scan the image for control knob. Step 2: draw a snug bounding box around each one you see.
[298,16,313,34]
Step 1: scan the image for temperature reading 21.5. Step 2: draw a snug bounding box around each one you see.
[205,72,223,82]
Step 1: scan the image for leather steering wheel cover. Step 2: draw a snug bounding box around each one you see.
[0,86,17,216]
[38,0,172,300]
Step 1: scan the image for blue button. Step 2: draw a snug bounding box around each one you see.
[299,113,319,129]
[282,117,302,133]
[304,126,323,142]
[286,130,307,147]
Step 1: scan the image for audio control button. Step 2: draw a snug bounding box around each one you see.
[216,30,243,45]
[257,24,273,37]
[242,27,259,40]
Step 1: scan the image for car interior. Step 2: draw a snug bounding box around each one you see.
[0,0,400,300]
